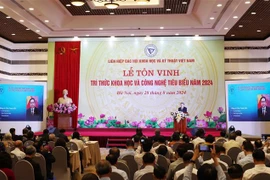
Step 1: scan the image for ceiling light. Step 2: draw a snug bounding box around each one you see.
[19,20,24,22]
[66,4,71,6]
[36,30,40,32]
[142,12,147,14]
[29,7,34,11]
[38,37,42,39]
[182,1,187,4]
[105,0,119,9]
[74,36,79,39]
[233,16,238,19]
[210,17,215,20]
[245,1,251,4]
[160,27,164,29]
[175,33,179,36]
[110,12,115,15]
[6,16,11,19]
[0,6,4,9]
[217,4,222,7]
[85,10,90,13]
[26,28,30,30]
[166,9,171,11]
[99,28,103,30]
[231,34,235,37]
[44,20,49,23]
[135,0,150,3]
[239,25,243,28]
[195,34,199,37]
[224,27,228,30]
[111,36,115,39]
[130,34,135,36]
[86,34,90,36]
[251,12,256,15]
[71,0,85,6]
[257,29,261,33]
[11,34,15,36]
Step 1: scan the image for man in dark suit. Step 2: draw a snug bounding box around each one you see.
[178,102,187,113]
[258,96,270,120]
[26,97,41,121]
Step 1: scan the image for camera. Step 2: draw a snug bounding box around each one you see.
[199,144,213,152]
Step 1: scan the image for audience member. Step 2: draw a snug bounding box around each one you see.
[119,139,135,159]
[11,140,25,160]
[9,128,21,141]
[133,135,141,149]
[219,146,226,155]
[192,128,205,148]
[95,160,112,180]
[0,142,6,152]
[254,140,263,150]
[40,145,55,179]
[106,154,128,180]
[157,145,170,164]
[174,152,197,180]
[49,133,56,142]
[70,131,84,150]
[154,165,167,180]
[153,136,174,158]
[22,128,29,142]
[217,129,227,140]
[152,129,161,143]
[177,134,194,151]
[237,140,254,167]
[134,153,156,180]
[55,138,70,167]
[235,130,246,146]
[168,132,180,147]
[2,133,14,148]
[243,149,270,180]
[205,134,215,144]
[27,131,36,142]
[0,152,15,180]
[236,140,247,164]
[109,147,127,165]
[228,164,243,180]
[24,145,44,180]
[223,132,241,152]
[132,128,146,139]
[167,147,187,180]
[57,129,69,142]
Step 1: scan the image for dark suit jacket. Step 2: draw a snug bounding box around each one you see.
[24,157,44,180]
[26,107,42,121]
[58,133,69,142]
[258,106,270,120]
[178,107,187,113]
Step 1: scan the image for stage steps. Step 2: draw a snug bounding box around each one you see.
[106,138,128,148]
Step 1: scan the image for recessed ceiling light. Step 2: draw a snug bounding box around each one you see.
[233,16,238,19]
[19,20,24,22]
[11,34,15,36]
[99,27,103,30]
[29,7,34,11]
[175,33,179,36]
[160,27,164,29]
[231,34,235,37]
[166,9,171,11]
[210,17,215,20]
[86,34,90,37]
[0,6,4,9]
[85,10,90,13]
[251,12,256,15]
[6,16,11,19]
[195,34,199,37]
[66,4,71,6]
[257,29,261,33]
[217,4,222,7]
[38,37,42,39]
[74,36,78,39]
[239,25,243,28]
[36,30,40,32]
[26,28,30,30]
[264,0,269,1]
[44,20,49,23]
[224,27,228,30]
[110,12,115,15]
[245,1,251,4]
[182,1,187,4]
[130,34,135,36]
[111,36,115,38]
[142,12,147,14]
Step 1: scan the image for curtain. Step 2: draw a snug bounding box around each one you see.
[54,41,80,128]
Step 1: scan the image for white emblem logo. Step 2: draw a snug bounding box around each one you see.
[144,44,158,57]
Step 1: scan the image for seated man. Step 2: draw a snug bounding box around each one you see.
[109,147,127,164]
[156,145,170,164]
[151,129,161,143]
[237,140,254,167]
[106,154,128,180]
[174,152,197,180]
[243,149,270,180]
[10,128,22,141]
[235,130,246,146]
[228,164,243,180]
[119,140,135,159]
[24,145,44,180]
[40,145,55,179]
[153,136,174,158]
[134,153,156,180]
[254,140,263,150]
[223,132,241,152]
[57,129,69,142]
[192,129,205,148]
[167,147,187,180]
[49,133,56,142]
[96,160,112,180]
[11,140,25,160]
[154,165,166,180]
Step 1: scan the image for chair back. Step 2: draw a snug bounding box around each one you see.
[122,155,138,180]
[24,140,34,147]
[14,160,35,180]
[68,141,78,151]
[173,163,185,173]
[220,154,232,167]
[215,139,227,146]
[10,153,19,172]
[252,173,270,180]
[152,142,159,148]
[52,146,70,180]
[110,172,124,180]
[116,161,130,180]
[33,153,47,180]
[157,154,170,172]
[203,152,212,161]
[82,173,99,180]
[140,172,154,180]
[227,147,242,163]
[172,143,181,151]
[0,170,8,180]
[242,162,255,172]
[48,141,55,149]
[265,158,270,167]
[178,173,197,180]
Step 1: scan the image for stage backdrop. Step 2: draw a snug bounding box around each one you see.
[78,37,225,129]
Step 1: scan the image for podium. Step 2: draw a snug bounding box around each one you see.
[58,114,72,129]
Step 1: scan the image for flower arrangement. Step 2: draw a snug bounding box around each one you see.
[47,103,77,114]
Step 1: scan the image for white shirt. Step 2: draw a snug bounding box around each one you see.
[192,137,205,148]
[133,165,154,180]
[153,144,174,157]
[174,166,197,180]
[243,164,270,180]
[236,151,245,163]
[167,158,184,180]
[70,138,85,151]
[202,158,229,170]
[236,136,246,146]
[11,148,26,160]
[223,140,241,152]
[238,153,254,167]
[134,146,158,169]
[111,165,128,180]
[119,149,135,159]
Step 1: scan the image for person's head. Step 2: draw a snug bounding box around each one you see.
[172,132,180,141]
[82,173,99,180]
[197,164,217,180]
[220,130,227,138]
[3,133,12,141]
[243,141,254,154]
[22,128,29,135]
[40,145,50,153]
[195,128,205,138]
[220,146,226,154]
[153,165,166,180]
[183,152,194,165]
[0,152,12,169]
[106,154,118,166]
[0,142,5,152]
[55,138,67,148]
[49,134,56,141]
[29,98,36,108]
[215,145,223,157]
[43,129,49,135]
[254,140,263,149]
[228,132,237,140]
[260,96,267,108]
[25,145,36,157]
[63,89,68,96]
[9,128,15,135]
[228,164,243,180]
[133,135,141,143]
[180,102,185,108]
[72,131,80,139]
[143,152,155,165]
[27,131,34,139]
[182,134,190,143]
[95,160,111,178]
[126,139,134,149]
[141,138,153,152]
[14,140,23,149]
[26,125,32,131]
[176,147,187,158]
[235,130,242,137]
[253,149,265,164]
[59,129,66,134]
[158,136,166,144]
[157,145,168,156]
[109,147,120,159]
[136,128,143,136]
[155,129,160,136]
[205,135,215,144]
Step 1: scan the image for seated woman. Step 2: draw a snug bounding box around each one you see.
[2,133,14,149]
[0,151,15,180]
[70,132,85,173]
